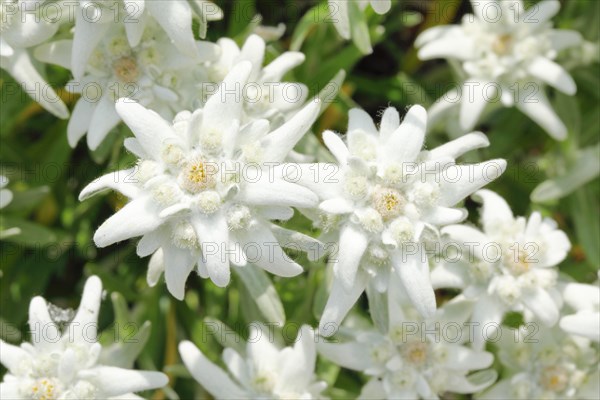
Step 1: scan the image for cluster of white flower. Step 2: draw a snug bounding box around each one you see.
[1,0,598,399]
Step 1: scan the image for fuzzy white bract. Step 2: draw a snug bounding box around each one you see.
[560,277,600,342]
[319,278,497,399]
[0,275,168,399]
[179,325,327,399]
[0,0,69,118]
[479,324,599,399]
[293,105,506,333]
[432,189,571,349]
[80,62,323,298]
[417,0,582,139]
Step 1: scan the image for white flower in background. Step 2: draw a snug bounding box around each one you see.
[417,0,582,139]
[292,105,506,333]
[479,324,599,400]
[329,0,391,53]
[0,275,168,399]
[79,62,322,298]
[205,34,308,125]
[0,0,69,118]
[0,175,12,209]
[431,189,571,349]
[36,20,219,150]
[179,325,327,399]
[560,277,600,342]
[319,277,497,399]
[69,0,223,80]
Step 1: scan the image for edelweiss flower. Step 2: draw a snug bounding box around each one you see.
[432,189,571,349]
[293,105,506,332]
[479,324,599,400]
[69,0,222,80]
[179,324,327,399]
[0,275,168,399]
[205,34,308,125]
[0,175,12,209]
[0,0,69,118]
[560,277,600,342]
[36,19,219,149]
[329,0,391,53]
[319,277,496,399]
[417,0,582,139]
[80,62,322,298]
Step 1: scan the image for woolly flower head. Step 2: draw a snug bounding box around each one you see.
[292,105,506,333]
[179,325,327,399]
[0,276,168,399]
[417,0,582,139]
[80,62,323,299]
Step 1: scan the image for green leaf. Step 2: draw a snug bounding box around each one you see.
[0,215,57,246]
[234,264,286,325]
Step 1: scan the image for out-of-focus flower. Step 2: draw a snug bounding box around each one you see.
[204,34,308,126]
[293,105,505,333]
[179,324,327,399]
[0,275,168,399]
[417,0,582,139]
[0,175,13,209]
[0,0,69,118]
[36,20,219,149]
[319,277,497,399]
[432,189,571,349]
[479,324,599,399]
[560,277,600,342]
[329,0,391,53]
[80,63,323,298]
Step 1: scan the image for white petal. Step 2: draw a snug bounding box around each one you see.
[80,366,168,396]
[124,7,146,47]
[79,168,141,200]
[430,261,469,290]
[319,272,368,336]
[192,213,230,287]
[393,251,436,318]
[317,340,373,371]
[147,249,165,287]
[459,80,490,131]
[87,94,121,150]
[472,189,514,233]
[238,178,318,208]
[71,16,110,80]
[418,32,473,60]
[427,132,489,161]
[422,206,467,225]
[70,276,102,342]
[333,223,369,292]
[348,108,377,134]
[563,282,600,310]
[383,105,427,163]
[524,0,559,24]
[319,198,355,214]
[444,345,493,370]
[239,34,266,81]
[3,12,58,49]
[516,89,567,140]
[379,107,401,141]
[370,0,391,14]
[0,188,13,209]
[275,326,317,393]
[441,224,490,249]
[521,287,559,326]
[146,0,198,59]
[28,297,60,349]
[247,324,280,370]
[67,99,95,147]
[437,160,507,207]
[0,340,29,372]
[33,40,72,69]
[445,369,498,394]
[163,244,196,300]
[115,99,180,159]
[330,0,351,39]
[261,51,305,82]
[261,100,321,162]
[93,196,163,247]
[548,29,582,52]
[560,312,600,342]
[222,348,249,384]
[0,382,22,400]
[470,297,504,350]
[137,230,163,258]
[527,57,576,95]
[322,130,349,165]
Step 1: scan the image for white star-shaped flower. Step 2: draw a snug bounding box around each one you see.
[0,276,168,399]
[80,62,323,298]
[36,19,219,149]
[0,0,69,118]
[292,105,506,333]
[319,276,497,399]
[431,189,571,348]
[479,323,599,400]
[179,324,327,399]
[417,0,582,139]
